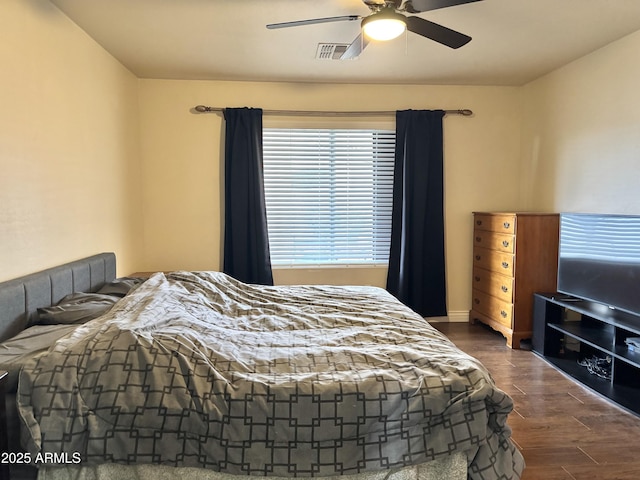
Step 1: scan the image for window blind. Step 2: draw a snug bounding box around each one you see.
[263,128,395,266]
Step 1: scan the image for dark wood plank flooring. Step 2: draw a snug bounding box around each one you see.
[432,322,640,480]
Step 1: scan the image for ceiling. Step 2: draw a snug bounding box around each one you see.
[50,0,640,86]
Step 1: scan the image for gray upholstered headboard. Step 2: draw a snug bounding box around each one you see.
[0,253,116,343]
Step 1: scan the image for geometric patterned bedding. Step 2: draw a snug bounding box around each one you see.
[17,272,524,479]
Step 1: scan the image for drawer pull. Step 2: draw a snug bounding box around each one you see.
[474,276,481,282]
[501,285,509,293]
[501,261,509,269]
[475,255,481,261]
[500,310,508,318]
[503,222,511,229]
[502,240,510,247]
[476,220,483,226]
[474,298,480,305]
[475,236,482,243]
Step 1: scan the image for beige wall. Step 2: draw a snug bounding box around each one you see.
[0,0,143,281]
[520,29,640,214]
[138,79,523,318]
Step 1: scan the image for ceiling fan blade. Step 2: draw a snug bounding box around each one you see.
[267,15,360,29]
[406,16,471,48]
[404,0,482,14]
[340,33,371,60]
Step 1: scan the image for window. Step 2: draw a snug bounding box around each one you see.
[263,128,395,266]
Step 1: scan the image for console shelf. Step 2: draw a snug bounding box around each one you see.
[532,293,640,416]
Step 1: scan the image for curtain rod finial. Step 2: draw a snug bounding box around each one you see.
[194,105,211,113]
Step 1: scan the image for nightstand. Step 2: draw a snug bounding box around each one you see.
[0,370,8,480]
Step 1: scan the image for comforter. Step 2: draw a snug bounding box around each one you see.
[18,271,524,479]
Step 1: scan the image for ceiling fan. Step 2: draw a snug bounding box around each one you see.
[266,0,482,60]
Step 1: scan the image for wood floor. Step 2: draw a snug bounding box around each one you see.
[432,322,640,480]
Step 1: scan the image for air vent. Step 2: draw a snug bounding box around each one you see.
[315,43,349,60]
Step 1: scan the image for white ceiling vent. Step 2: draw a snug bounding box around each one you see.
[315,43,349,60]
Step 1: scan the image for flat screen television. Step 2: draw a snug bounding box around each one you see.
[557,213,640,317]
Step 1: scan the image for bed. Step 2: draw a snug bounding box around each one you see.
[0,253,524,480]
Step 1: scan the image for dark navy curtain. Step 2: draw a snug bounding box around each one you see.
[222,107,273,285]
[386,110,447,317]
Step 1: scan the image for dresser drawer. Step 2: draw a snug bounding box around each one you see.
[473,246,515,276]
[474,214,516,234]
[473,230,515,253]
[472,289,513,328]
[472,266,514,302]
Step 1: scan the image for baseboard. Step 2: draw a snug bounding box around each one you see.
[428,310,469,323]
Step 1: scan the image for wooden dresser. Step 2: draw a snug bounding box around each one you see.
[470,212,559,348]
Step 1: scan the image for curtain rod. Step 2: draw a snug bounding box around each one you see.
[192,105,473,117]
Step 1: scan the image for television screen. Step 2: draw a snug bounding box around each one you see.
[558,213,640,317]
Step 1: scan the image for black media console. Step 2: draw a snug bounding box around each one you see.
[532,293,640,417]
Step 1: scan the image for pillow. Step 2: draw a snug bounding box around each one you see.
[97,277,146,297]
[35,292,119,326]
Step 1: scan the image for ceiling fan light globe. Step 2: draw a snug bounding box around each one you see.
[361,11,407,41]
